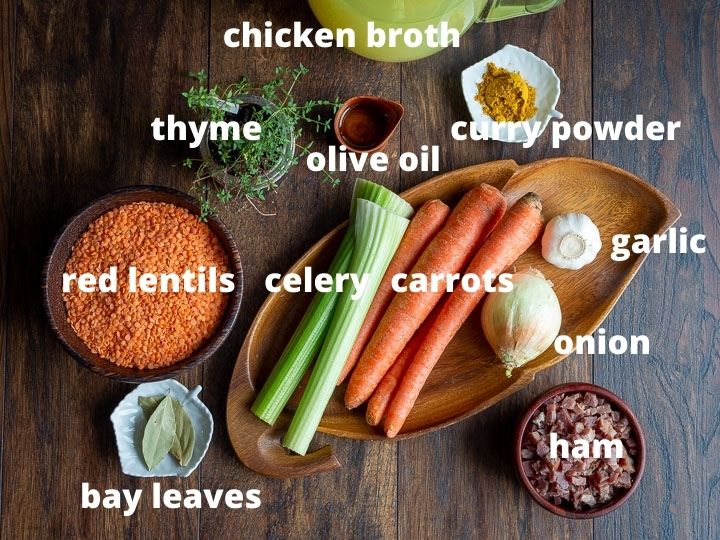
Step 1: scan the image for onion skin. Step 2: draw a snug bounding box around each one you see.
[480,269,562,377]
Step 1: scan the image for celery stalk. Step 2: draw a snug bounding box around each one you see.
[250,232,353,424]
[251,180,412,425]
[283,199,410,455]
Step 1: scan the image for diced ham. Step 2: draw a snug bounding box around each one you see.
[521,391,638,511]
[620,454,635,474]
[534,477,549,496]
[527,430,543,444]
[546,402,557,424]
[583,393,599,408]
[597,404,612,415]
[557,408,573,431]
[580,492,597,507]
[555,472,570,490]
[598,482,612,503]
[597,417,617,439]
[561,396,577,410]
[536,440,550,457]
[571,476,587,486]
[617,472,632,489]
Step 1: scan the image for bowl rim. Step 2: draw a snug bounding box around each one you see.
[41,185,243,383]
[460,43,562,143]
[110,379,214,477]
[332,95,404,154]
[514,382,646,519]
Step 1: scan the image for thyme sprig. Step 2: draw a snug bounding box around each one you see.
[182,65,342,219]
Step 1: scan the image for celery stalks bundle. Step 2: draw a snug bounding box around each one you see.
[284,198,410,454]
[251,180,412,426]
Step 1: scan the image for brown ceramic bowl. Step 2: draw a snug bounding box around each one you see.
[42,186,243,383]
[514,382,646,519]
[333,95,403,153]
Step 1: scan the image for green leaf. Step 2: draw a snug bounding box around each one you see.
[169,398,195,466]
[138,395,165,418]
[141,396,176,470]
[182,63,343,211]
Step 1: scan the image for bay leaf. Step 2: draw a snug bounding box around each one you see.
[169,398,195,467]
[141,395,176,470]
[138,395,164,418]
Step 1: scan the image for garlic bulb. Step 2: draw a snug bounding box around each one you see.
[541,213,601,270]
[480,269,562,377]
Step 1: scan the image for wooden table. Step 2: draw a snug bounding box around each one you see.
[1,0,717,537]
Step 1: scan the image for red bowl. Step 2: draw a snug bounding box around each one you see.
[514,382,646,519]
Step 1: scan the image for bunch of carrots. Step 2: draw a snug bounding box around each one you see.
[340,184,544,437]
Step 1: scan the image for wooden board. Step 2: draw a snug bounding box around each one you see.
[2,1,208,536]
[2,0,717,537]
[0,0,13,526]
[200,1,402,537]
[396,4,597,537]
[592,1,720,539]
[226,157,679,477]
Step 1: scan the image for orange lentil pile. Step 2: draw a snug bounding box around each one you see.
[63,202,229,369]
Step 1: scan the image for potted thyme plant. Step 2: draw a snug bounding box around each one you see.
[182,65,340,219]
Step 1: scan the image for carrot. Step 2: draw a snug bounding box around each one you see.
[345,184,507,409]
[337,199,451,385]
[365,304,443,426]
[383,192,544,437]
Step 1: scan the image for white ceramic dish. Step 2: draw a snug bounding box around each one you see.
[110,379,213,477]
[461,44,562,143]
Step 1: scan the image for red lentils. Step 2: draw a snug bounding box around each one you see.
[63,202,229,369]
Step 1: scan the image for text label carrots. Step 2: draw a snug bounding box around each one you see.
[345,184,507,409]
[384,192,544,437]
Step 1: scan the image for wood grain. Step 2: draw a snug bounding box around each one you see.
[397,2,596,539]
[2,0,208,536]
[226,160,517,479]
[593,1,720,538]
[0,0,715,538]
[199,1,399,538]
[227,158,679,471]
[0,0,13,528]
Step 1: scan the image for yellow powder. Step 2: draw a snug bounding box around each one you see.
[475,62,537,122]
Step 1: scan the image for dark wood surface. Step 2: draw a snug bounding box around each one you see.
[1,0,717,538]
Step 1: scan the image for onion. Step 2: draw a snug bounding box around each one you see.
[480,269,562,377]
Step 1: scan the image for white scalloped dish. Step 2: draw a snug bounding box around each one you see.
[461,44,562,143]
[110,380,213,477]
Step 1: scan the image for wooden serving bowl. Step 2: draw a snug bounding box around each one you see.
[514,382,646,519]
[42,186,243,383]
[227,158,678,478]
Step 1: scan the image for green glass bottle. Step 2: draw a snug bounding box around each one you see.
[307,0,565,62]
[480,0,566,22]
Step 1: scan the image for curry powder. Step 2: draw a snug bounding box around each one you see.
[475,62,537,122]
